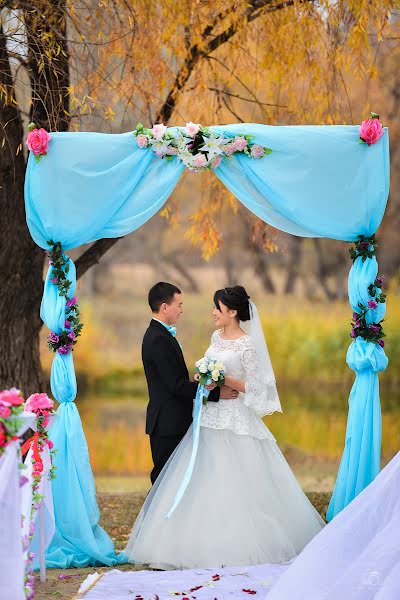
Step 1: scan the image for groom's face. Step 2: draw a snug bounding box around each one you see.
[161,293,183,325]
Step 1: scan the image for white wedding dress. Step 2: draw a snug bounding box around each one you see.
[124,330,325,569]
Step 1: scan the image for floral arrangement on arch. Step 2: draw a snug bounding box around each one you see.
[26,122,51,162]
[359,113,384,146]
[134,122,272,173]
[349,234,386,347]
[21,393,57,600]
[46,240,83,355]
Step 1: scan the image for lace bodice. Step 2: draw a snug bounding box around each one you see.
[200,330,276,440]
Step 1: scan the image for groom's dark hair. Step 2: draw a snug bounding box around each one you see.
[148,282,182,312]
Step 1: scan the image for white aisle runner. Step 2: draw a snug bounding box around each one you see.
[77,564,289,600]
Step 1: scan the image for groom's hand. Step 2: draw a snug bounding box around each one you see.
[219,385,239,400]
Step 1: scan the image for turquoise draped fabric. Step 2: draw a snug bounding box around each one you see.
[40,255,125,566]
[24,123,390,565]
[326,257,388,521]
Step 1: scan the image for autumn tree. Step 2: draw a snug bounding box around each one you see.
[0,0,398,392]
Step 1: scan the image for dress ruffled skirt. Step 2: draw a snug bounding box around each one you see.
[125,425,325,569]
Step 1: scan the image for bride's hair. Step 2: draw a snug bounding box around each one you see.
[213,286,251,321]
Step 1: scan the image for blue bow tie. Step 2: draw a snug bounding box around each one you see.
[166,324,177,337]
[154,319,177,337]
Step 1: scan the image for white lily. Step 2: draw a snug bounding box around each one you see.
[150,137,172,157]
[200,134,226,159]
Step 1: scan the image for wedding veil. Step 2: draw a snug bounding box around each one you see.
[240,300,282,415]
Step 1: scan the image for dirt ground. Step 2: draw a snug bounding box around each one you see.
[34,491,331,600]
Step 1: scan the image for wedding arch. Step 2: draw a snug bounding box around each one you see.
[24,120,390,568]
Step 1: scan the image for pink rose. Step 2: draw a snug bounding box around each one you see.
[151,123,167,140]
[25,393,54,413]
[0,388,24,407]
[211,156,222,169]
[184,122,200,137]
[136,134,148,148]
[234,136,247,151]
[223,143,236,156]
[47,439,54,449]
[191,153,208,168]
[26,128,51,155]
[250,144,265,158]
[359,118,384,146]
[0,406,11,418]
[33,462,43,473]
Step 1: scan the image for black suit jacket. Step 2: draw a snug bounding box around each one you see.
[142,319,220,436]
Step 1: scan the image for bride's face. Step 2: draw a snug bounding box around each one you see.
[212,300,237,328]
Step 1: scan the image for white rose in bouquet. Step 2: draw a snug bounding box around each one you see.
[211,369,220,381]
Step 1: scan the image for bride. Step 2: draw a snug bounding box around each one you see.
[125,286,325,569]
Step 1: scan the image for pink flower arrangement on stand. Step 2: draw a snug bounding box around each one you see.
[21,393,57,599]
[0,388,25,454]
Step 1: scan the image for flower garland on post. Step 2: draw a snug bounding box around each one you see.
[349,234,386,347]
[134,121,272,172]
[46,240,83,354]
[21,393,57,600]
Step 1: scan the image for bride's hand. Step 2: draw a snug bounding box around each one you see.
[193,373,200,382]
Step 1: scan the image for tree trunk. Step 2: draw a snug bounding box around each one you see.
[0,23,45,393]
[284,237,302,294]
[0,2,70,394]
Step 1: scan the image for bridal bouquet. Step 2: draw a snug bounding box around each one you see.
[195,356,225,405]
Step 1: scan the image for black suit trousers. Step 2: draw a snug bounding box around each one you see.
[149,428,186,484]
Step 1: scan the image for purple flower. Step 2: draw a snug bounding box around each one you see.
[352,312,360,320]
[29,521,36,536]
[50,277,59,285]
[57,346,69,355]
[68,331,76,340]
[350,329,357,338]
[48,259,53,265]
[360,241,370,250]
[66,296,77,307]
[369,324,380,334]
[354,320,361,329]
[64,319,71,329]
[49,332,59,343]
[368,299,378,309]
[375,276,383,286]
[378,339,385,348]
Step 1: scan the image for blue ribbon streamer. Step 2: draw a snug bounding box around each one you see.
[166,384,209,518]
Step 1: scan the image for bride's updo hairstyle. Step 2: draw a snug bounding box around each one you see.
[213,286,251,322]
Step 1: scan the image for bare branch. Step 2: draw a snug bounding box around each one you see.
[75,238,121,280]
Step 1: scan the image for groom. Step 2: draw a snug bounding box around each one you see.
[143,281,238,484]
